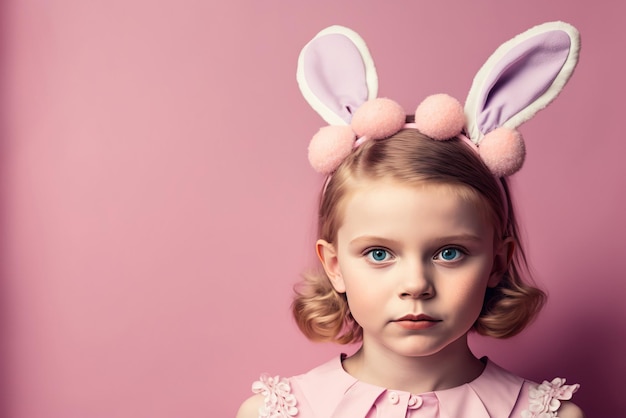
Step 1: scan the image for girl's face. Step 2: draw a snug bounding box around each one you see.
[318,179,508,360]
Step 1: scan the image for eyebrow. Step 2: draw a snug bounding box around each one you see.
[349,236,400,247]
[433,234,484,243]
[349,234,484,247]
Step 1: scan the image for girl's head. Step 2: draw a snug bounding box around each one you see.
[293,129,545,344]
[292,23,579,348]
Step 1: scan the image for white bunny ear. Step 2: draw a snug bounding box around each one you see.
[297,25,378,126]
[465,21,580,143]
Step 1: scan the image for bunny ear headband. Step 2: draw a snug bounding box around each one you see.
[296,22,580,177]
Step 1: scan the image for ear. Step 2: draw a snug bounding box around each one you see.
[488,237,515,288]
[316,239,346,293]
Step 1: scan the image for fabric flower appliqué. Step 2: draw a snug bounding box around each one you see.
[252,374,298,418]
[521,377,580,418]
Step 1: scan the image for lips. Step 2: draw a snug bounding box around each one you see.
[395,314,439,322]
[393,314,441,330]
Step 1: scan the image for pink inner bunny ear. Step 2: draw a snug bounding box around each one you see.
[478,30,570,132]
[297,26,378,126]
[465,21,580,142]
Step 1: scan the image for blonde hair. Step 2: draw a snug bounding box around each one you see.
[292,129,545,343]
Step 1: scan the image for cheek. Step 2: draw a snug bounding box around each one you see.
[343,290,375,327]
[341,266,392,301]
[442,265,492,305]
[444,282,484,307]
[342,279,387,318]
[343,283,379,306]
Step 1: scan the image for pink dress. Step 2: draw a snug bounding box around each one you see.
[250,355,579,417]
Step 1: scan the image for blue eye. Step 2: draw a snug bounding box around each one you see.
[366,248,390,262]
[437,247,462,262]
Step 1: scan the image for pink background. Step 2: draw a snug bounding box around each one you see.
[2,1,624,417]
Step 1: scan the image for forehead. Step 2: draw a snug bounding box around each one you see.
[336,178,494,241]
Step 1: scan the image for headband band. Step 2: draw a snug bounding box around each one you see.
[297,22,580,178]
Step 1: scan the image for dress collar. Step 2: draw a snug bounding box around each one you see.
[293,354,525,418]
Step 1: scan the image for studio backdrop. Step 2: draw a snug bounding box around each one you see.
[2,1,624,417]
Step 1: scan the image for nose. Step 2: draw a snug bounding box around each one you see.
[399,261,435,299]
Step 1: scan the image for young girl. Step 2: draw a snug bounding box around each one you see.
[238,22,584,418]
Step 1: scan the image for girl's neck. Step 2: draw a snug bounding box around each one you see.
[341,335,485,394]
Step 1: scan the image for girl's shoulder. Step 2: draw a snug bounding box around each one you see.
[235,357,349,418]
[516,374,583,418]
[235,394,264,418]
[556,401,585,418]
[236,373,299,418]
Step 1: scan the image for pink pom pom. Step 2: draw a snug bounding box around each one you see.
[478,128,526,177]
[308,126,356,174]
[414,94,465,140]
[351,98,405,140]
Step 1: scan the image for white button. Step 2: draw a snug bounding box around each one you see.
[388,391,399,404]
[408,394,423,409]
